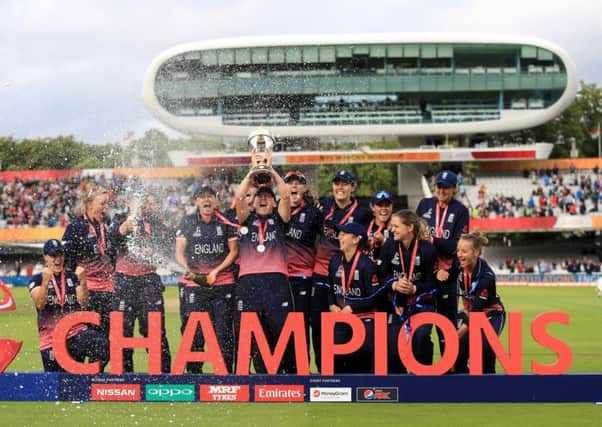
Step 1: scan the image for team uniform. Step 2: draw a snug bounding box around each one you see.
[416,197,469,353]
[378,238,438,372]
[284,200,321,349]
[311,197,372,371]
[29,270,108,371]
[176,209,238,373]
[235,210,295,373]
[109,212,172,373]
[328,249,385,373]
[452,258,506,373]
[62,215,115,335]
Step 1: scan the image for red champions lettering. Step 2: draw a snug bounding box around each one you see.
[236,312,309,375]
[199,385,250,402]
[254,385,304,402]
[172,312,228,375]
[110,311,163,375]
[91,384,141,401]
[51,310,573,375]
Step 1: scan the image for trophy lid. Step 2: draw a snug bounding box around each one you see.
[248,129,275,150]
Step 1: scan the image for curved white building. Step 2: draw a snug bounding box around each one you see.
[142,34,577,138]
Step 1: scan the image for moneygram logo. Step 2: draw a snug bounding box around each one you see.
[199,385,250,402]
[91,384,140,401]
[254,385,304,402]
[356,387,398,402]
[309,387,352,402]
[145,384,195,402]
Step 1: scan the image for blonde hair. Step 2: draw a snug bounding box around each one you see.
[460,231,489,255]
[392,210,429,240]
[78,186,108,215]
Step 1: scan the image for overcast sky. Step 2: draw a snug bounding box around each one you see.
[1,0,601,144]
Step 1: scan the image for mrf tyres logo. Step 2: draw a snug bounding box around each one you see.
[199,385,250,402]
[356,387,398,402]
[254,385,304,402]
[310,387,352,402]
[145,384,195,401]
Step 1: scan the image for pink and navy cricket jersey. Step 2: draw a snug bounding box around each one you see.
[285,202,322,278]
[28,270,86,350]
[175,210,238,286]
[416,197,469,269]
[455,258,504,315]
[237,211,288,278]
[62,216,114,292]
[327,250,384,317]
[377,238,438,308]
[110,212,167,276]
[313,197,372,277]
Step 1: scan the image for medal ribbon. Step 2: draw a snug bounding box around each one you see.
[434,204,449,238]
[256,217,269,248]
[50,271,66,308]
[211,210,241,230]
[86,215,106,257]
[463,270,472,295]
[325,200,358,225]
[340,250,361,296]
[398,239,419,282]
[368,220,385,246]
[291,200,306,217]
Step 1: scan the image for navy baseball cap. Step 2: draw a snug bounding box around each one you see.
[256,186,276,199]
[372,190,393,205]
[336,222,367,240]
[284,170,307,184]
[193,186,217,198]
[435,170,458,188]
[43,239,64,256]
[332,170,356,184]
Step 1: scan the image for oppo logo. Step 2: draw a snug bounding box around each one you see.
[145,385,195,401]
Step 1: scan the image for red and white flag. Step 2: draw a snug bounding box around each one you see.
[590,125,600,140]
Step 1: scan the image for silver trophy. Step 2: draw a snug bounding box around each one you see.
[248,129,274,183]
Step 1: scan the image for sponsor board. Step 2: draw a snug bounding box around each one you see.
[91,384,140,401]
[145,384,195,402]
[199,384,250,402]
[254,385,304,402]
[309,387,352,402]
[356,387,399,402]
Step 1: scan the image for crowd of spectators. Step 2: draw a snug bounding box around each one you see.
[497,256,601,275]
[468,165,601,219]
[0,173,238,229]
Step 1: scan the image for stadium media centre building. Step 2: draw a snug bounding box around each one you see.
[141,33,577,206]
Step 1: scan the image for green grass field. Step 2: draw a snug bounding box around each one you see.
[1,286,601,426]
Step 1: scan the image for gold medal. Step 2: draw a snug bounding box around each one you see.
[100,255,111,263]
[256,244,266,253]
[239,226,249,235]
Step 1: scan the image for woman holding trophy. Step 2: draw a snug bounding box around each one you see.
[233,129,296,374]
